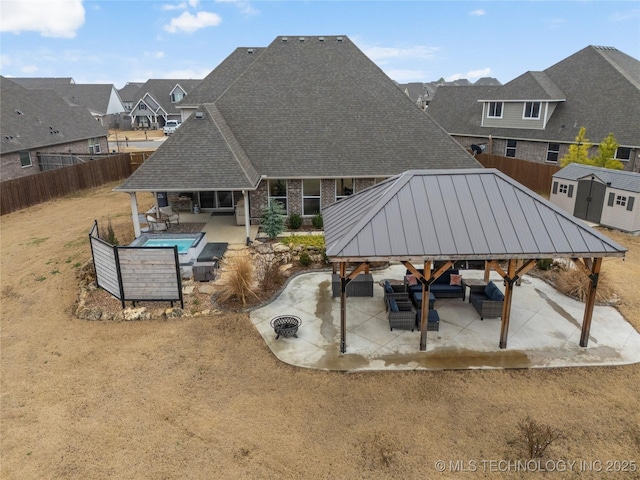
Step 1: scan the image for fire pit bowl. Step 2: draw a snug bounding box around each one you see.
[270,315,302,339]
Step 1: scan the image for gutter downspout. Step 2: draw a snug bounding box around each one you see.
[243,190,250,245]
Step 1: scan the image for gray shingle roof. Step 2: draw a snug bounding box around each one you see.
[9,77,74,87]
[1,77,108,155]
[116,103,260,191]
[428,45,640,146]
[324,169,627,261]
[118,82,144,103]
[118,35,480,192]
[553,163,640,193]
[178,47,265,106]
[479,71,565,101]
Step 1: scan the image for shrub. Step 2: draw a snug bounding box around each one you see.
[255,254,284,293]
[288,213,302,230]
[537,258,553,270]
[261,202,286,239]
[518,416,564,458]
[101,217,119,246]
[311,213,323,230]
[299,251,311,267]
[216,253,259,306]
[554,266,615,303]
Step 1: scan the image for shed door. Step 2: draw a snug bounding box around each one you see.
[574,179,606,223]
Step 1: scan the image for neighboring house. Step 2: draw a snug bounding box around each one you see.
[400,77,501,110]
[116,35,480,238]
[10,77,126,128]
[0,77,109,181]
[129,79,202,130]
[427,46,640,173]
[118,82,144,112]
[550,163,640,233]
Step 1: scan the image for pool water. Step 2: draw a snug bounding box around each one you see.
[142,238,195,253]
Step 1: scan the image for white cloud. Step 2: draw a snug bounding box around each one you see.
[164,11,222,33]
[470,9,485,16]
[162,2,188,11]
[215,0,257,15]
[609,9,640,22]
[0,0,85,38]
[152,51,165,59]
[446,68,491,82]
[162,67,212,79]
[363,45,439,65]
[21,65,39,74]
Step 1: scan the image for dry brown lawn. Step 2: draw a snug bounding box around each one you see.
[1,182,639,479]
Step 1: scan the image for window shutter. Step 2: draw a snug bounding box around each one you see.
[568,185,574,198]
[552,181,558,194]
[608,192,615,207]
[627,197,635,211]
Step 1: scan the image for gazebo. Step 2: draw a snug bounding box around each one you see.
[323,169,627,353]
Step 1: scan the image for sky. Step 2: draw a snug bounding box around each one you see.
[1,0,639,89]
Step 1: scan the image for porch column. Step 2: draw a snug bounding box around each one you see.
[243,190,250,245]
[579,257,603,347]
[130,192,141,238]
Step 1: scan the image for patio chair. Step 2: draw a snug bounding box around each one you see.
[385,296,416,331]
[159,206,180,227]
[146,215,167,232]
[382,280,409,309]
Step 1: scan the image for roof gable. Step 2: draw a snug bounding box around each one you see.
[482,71,565,101]
[133,79,202,115]
[324,169,627,260]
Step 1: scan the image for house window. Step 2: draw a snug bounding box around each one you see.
[487,101,503,118]
[559,184,568,194]
[268,179,287,212]
[171,91,184,103]
[546,143,560,163]
[505,139,517,157]
[523,101,541,119]
[88,138,101,154]
[336,178,354,200]
[302,179,321,216]
[615,147,631,161]
[616,195,627,207]
[139,103,147,110]
[19,151,32,167]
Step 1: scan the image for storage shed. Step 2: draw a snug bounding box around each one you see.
[551,163,640,234]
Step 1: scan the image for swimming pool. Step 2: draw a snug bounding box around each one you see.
[128,233,207,277]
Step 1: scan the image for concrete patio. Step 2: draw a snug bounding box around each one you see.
[250,263,640,371]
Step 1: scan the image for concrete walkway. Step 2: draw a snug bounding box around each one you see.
[249,264,640,372]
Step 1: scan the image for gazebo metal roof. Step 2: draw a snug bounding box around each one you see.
[324,169,626,262]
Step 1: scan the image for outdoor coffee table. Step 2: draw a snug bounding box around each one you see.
[461,279,487,302]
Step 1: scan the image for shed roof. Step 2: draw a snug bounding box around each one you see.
[323,169,627,261]
[553,163,640,193]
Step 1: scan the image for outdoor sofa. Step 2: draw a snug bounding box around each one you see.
[469,281,505,320]
[405,268,465,299]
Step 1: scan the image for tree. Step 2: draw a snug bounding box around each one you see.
[589,132,623,170]
[560,127,592,167]
[261,201,286,239]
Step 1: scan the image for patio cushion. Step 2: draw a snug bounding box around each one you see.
[384,281,393,294]
[484,281,498,297]
[388,297,399,312]
[490,288,505,301]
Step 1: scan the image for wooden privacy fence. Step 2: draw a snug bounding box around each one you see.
[475,153,562,195]
[1,153,132,215]
[89,221,183,309]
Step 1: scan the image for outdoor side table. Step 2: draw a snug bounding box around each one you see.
[461,279,487,302]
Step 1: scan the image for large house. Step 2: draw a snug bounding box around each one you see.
[427,46,640,172]
[129,79,201,130]
[10,77,126,129]
[0,77,109,181]
[116,35,480,237]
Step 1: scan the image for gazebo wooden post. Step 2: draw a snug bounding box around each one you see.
[419,260,432,351]
[339,262,347,353]
[579,257,603,347]
[484,260,491,282]
[499,259,517,349]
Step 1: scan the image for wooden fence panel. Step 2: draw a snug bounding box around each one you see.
[1,153,133,215]
[475,153,562,195]
[118,248,182,301]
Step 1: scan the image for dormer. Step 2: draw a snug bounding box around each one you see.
[479,71,565,130]
[170,84,187,103]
